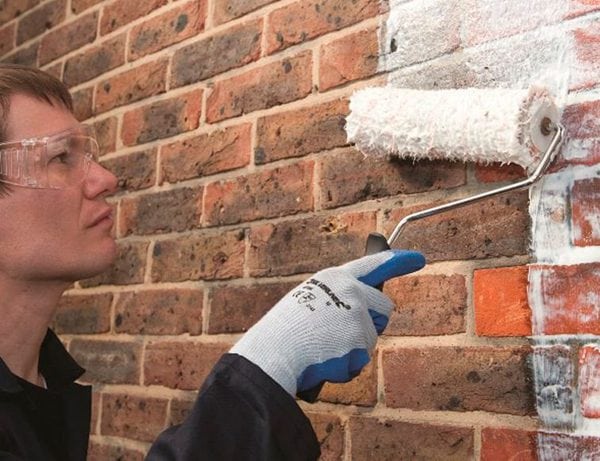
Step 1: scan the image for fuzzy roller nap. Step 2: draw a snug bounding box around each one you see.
[346,86,560,170]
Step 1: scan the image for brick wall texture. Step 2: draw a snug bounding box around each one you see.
[2,0,598,458]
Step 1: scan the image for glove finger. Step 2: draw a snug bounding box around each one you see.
[363,284,394,334]
[341,250,426,287]
[297,348,370,392]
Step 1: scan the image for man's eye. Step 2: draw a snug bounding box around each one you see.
[50,152,70,164]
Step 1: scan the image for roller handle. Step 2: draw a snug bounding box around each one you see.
[297,232,391,403]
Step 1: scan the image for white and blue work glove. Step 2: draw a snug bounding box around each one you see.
[230,250,426,397]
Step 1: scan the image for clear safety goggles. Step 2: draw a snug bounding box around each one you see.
[0,124,99,189]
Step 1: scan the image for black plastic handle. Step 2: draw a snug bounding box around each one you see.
[296,232,391,403]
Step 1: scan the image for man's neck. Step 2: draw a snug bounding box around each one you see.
[0,276,68,386]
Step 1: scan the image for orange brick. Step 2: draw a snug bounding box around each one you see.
[474,266,532,337]
[481,428,537,461]
[100,0,167,35]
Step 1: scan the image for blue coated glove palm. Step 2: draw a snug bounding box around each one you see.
[230,250,426,397]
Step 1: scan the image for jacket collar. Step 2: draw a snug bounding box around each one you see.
[0,329,85,393]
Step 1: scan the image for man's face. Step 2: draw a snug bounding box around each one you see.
[0,94,118,283]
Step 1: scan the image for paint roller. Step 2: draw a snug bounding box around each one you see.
[346,85,565,253]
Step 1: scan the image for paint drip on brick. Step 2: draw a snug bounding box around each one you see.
[374,0,600,459]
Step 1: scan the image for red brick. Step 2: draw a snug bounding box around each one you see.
[151,230,245,282]
[349,416,474,460]
[92,116,117,155]
[572,178,600,246]
[42,61,62,79]
[481,428,537,461]
[52,293,112,334]
[87,441,144,461]
[558,100,600,169]
[71,87,93,121]
[100,0,167,35]
[265,0,382,55]
[571,24,600,91]
[63,34,126,87]
[206,51,312,123]
[248,211,376,277]
[121,89,202,146]
[474,266,532,337]
[207,281,296,334]
[304,413,344,461]
[475,163,526,183]
[16,0,66,45]
[255,99,349,164]
[128,0,207,61]
[168,396,196,426]
[95,60,168,114]
[212,0,275,25]
[115,288,203,335]
[320,151,466,209]
[579,345,600,418]
[383,191,530,262]
[204,161,314,226]
[144,341,228,390]
[530,263,600,335]
[71,0,102,14]
[119,186,203,236]
[2,41,39,67]
[319,357,376,407]
[383,346,534,415]
[161,124,251,183]
[319,27,379,91]
[171,19,262,88]
[39,11,97,65]
[80,241,148,287]
[69,339,142,384]
[0,0,41,25]
[101,148,157,192]
[384,274,466,336]
[0,23,16,57]
[101,393,168,442]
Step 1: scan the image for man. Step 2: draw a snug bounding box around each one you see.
[0,64,425,460]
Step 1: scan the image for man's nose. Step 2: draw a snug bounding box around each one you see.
[83,161,118,198]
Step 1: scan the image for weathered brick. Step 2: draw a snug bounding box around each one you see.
[171,19,262,88]
[248,212,376,277]
[121,89,202,146]
[204,161,314,226]
[383,346,534,415]
[572,178,600,246]
[474,266,532,337]
[255,99,349,164]
[63,34,126,87]
[115,289,203,335]
[42,61,62,79]
[95,59,168,114]
[16,0,66,45]
[168,396,196,426]
[579,345,600,418]
[383,191,530,262]
[100,0,167,35]
[161,124,251,183]
[570,23,600,91]
[536,432,600,460]
[128,0,207,61]
[207,281,296,334]
[384,274,466,336]
[568,0,600,19]
[304,413,344,461]
[0,0,41,25]
[80,241,148,287]
[265,0,382,54]
[0,24,16,57]
[320,151,466,209]
[206,51,312,123]
[151,230,245,282]
[481,428,537,461]
[563,100,600,142]
[212,0,275,25]
[52,293,112,334]
[349,417,474,460]
[2,40,39,67]
[475,163,526,183]
[144,341,228,390]
[71,87,93,121]
[71,0,103,14]
[101,393,168,442]
[69,339,142,384]
[93,116,117,155]
[119,186,203,236]
[530,263,600,335]
[320,358,377,407]
[319,27,379,91]
[39,11,97,65]
[100,148,157,192]
[87,441,144,461]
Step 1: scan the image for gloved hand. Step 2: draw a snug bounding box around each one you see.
[230,250,426,397]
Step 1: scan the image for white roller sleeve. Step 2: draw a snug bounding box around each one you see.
[345,86,559,169]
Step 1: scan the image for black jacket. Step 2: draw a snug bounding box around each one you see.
[0,330,320,460]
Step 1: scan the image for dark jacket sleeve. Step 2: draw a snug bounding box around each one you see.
[146,354,320,461]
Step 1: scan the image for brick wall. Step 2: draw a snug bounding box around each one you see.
[1,0,598,459]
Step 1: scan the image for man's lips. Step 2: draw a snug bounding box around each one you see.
[89,208,113,228]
